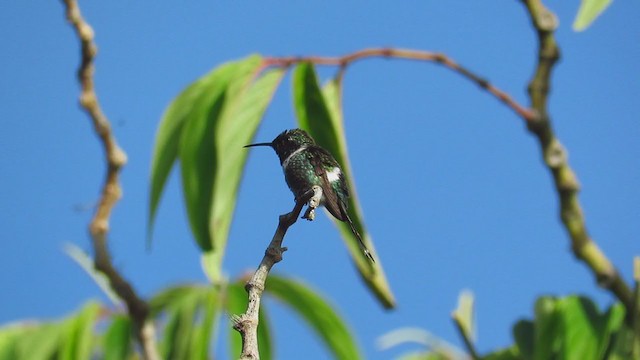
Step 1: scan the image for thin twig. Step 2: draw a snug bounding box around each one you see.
[233,189,316,359]
[263,48,537,122]
[520,0,634,321]
[60,1,159,358]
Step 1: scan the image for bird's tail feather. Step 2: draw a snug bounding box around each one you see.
[345,215,376,263]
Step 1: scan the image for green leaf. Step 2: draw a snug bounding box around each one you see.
[512,319,534,360]
[226,281,273,360]
[532,296,561,360]
[0,323,30,360]
[573,0,613,31]
[13,322,63,360]
[160,288,202,360]
[59,301,101,360]
[103,315,132,360]
[152,285,220,360]
[63,243,121,306]
[149,284,196,315]
[482,346,520,360]
[265,274,362,360]
[292,63,396,309]
[190,287,221,360]
[178,56,258,253]
[557,296,626,360]
[451,290,475,346]
[150,54,284,281]
[148,67,222,247]
[396,351,449,360]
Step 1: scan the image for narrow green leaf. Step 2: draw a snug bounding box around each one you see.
[178,56,258,253]
[397,351,449,360]
[512,319,534,360]
[14,322,63,360]
[556,296,627,360]
[201,66,286,281]
[60,301,101,360]
[63,243,121,306]
[149,284,197,315]
[0,323,30,360]
[595,303,625,358]
[292,63,395,309]
[190,287,221,360]
[103,315,132,360]
[265,274,362,360]
[608,323,637,360]
[152,54,283,283]
[152,285,219,360]
[557,296,601,360]
[532,296,560,360]
[482,346,520,360]
[377,327,465,358]
[160,288,202,360]
[451,290,476,354]
[226,281,273,360]
[573,0,613,31]
[148,69,222,247]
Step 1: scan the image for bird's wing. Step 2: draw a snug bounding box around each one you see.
[308,146,347,221]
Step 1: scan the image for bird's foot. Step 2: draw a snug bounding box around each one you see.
[302,207,315,221]
[301,185,322,221]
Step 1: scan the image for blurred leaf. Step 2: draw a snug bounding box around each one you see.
[451,290,475,346]
[512,319,534,360]
[149,284,197,315]
[292,63,396,309]
[226,281,273,360]
[152,285,219,360]
[608,323,638,360]
[160,288,201,359]
[377,327,433,350]
[103,315,132,360]
[0,323,30,360]
[573,0,613,31]
[509,295,626,360]
[557,296,625,360]
[482,346,520,360]
[150,54,284,282]
[396,351,450,360]
[532,296,560,360]
[59,301,101,360]
[63,243,121,306]
[190,287,221,360]
[377,327,465,359]
[13,322,62,360]
[265,274,361,360]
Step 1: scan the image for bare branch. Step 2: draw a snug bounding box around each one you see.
[233,188,316,359]
[60,0,159,358]
[521,0,634,321]
[263,48,536,122]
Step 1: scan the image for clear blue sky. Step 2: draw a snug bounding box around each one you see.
[1,1,639,359]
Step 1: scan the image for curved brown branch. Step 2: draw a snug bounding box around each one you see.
[521,0,634,321]
[233,188,316,359]
[60,1,159,358]
[263,48,536,122]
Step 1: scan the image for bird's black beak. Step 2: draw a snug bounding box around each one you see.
[243,142,273,148]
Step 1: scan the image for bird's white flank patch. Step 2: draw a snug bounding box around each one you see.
[326,167,341,182]
[282,145,308,170]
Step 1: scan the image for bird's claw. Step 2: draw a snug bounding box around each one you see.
[301,185,322,221]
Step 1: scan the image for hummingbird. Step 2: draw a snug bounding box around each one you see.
[244,128,375,263]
